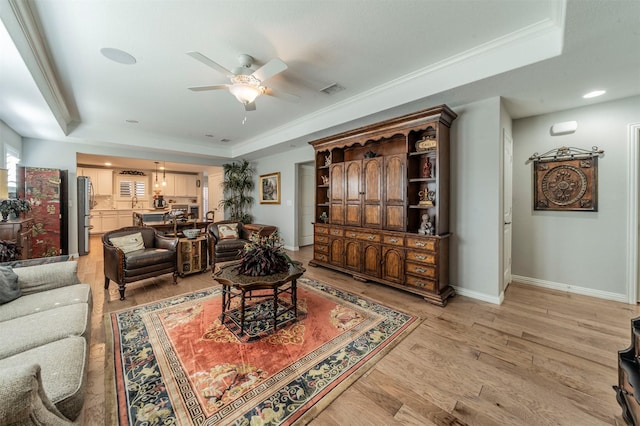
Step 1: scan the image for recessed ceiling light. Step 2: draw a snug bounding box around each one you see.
[583,90,606,99]
[205,134,214,138]
[100,47,137,65]
[104,162,112,166]
[125,119,139,124]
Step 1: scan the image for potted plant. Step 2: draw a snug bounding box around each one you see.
[236,232,291,276]
[0,198,31,221]
[220,159,255,224]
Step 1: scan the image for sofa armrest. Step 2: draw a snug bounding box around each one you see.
[155,234,178,251]
[0,364,73,425]
[15,261,81,296]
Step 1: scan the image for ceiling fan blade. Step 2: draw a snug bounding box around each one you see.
[264,87,300,103]
[186,51,233,76]
[244,102,257,112]
[252,58,287,82]
[188,84,230,92]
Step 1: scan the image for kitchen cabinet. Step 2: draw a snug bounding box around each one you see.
[174,174,197,197]
[90,210,120,234]
[79,168,113,196]
[153,173,197,197]
[309,104,457,306]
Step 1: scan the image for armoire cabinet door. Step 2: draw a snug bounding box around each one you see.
[362,242,381,277]
[329,238,344,267]
[384,155,406,231]
[345,160,362,227]
[382,246,404,283]
[344,239,361,271]
[363,157,382,229]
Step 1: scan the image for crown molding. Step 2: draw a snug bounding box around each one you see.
[4,0,77,135]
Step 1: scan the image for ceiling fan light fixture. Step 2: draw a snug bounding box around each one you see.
[229,83,263,105]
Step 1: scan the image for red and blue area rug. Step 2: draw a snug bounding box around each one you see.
[106,277,419,425]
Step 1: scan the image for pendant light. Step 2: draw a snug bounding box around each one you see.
[162,161,167,187]
[154,162,159,188]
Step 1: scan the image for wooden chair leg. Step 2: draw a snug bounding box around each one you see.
[118,285,126,300]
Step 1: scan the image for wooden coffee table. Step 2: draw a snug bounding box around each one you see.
[213,261,305,337]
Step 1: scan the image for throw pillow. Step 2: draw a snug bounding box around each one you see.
[110,232,145,254]
[218,223,239,239]
[0,265,21,304]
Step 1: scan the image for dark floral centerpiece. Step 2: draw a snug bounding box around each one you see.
[237,232,291,276]
[0,199,31,221]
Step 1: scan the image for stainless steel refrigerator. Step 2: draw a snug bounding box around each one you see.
[77,176,94,255]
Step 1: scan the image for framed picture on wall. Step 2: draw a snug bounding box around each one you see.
[259,172,280,204]
[529,146,604,212]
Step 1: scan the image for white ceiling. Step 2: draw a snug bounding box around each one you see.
[0,0,639,172]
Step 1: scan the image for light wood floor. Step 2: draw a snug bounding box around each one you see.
[78,235,635,425]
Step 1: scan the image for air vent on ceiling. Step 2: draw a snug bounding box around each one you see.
[320,83,345,95]
[220,138,231,143]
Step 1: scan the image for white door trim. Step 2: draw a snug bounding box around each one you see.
[628,122,640,304]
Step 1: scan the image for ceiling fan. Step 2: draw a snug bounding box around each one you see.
[187,51,298,111]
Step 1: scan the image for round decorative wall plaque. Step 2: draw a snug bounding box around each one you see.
[541,165,588,206]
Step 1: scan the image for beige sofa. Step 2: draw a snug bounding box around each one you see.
[0,260,92,424]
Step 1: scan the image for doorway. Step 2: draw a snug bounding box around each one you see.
[503,129,513,291]
[298,162,315,247]
[629,123,640,303]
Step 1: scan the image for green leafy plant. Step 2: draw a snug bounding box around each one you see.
[220,159,255,224]
[237,233,291,276]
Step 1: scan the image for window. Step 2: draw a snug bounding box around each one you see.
[119,179,146,198]
[5,146,19,198]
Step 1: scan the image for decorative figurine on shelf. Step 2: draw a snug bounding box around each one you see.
[418,190,435,206]
[319,211,329,223]
[321,175,329,185]
[423,157,433,178]
[324,154,331,166]
[418,214,434,235]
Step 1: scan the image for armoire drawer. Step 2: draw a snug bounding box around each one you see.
[405,251,436,265]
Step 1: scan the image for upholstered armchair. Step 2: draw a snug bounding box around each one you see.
[102,226,178,300]
[207,220,252,267]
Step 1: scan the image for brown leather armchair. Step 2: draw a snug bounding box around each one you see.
[207,220,252,267]
[102,226,179,300]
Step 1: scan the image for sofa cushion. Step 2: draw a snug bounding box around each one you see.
[218,223,239,239]
[15,261,81,296]
[110,232,145,254]
[0,303,90,359]
[125,248,175,269]
[216,238,246,253]
[0,284,91,323]
[0,266,21,305]
[0,337,87,421]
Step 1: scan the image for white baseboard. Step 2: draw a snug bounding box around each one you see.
[512,274,628,303]
[452,286,503,305]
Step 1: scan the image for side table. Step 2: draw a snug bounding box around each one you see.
[213,261,305,338]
